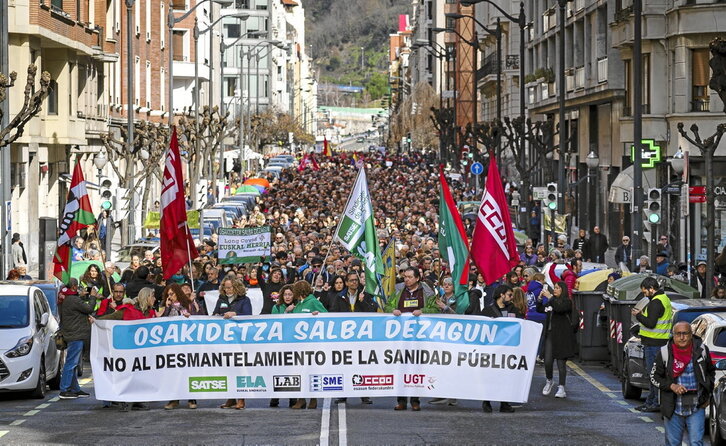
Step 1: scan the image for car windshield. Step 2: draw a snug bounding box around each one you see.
[676,309,726,324]
[0,295,29,328]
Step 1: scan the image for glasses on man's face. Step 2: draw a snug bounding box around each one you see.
[623,239,630,242]
[674,331,692,337]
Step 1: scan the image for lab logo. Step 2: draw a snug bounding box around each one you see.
[236,376,267,392]
[273,375,301,392]
[310,374,344,392]
[189,376,227,392]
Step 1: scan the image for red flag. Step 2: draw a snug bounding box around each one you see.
[323,137,332,157]
[470,154,519,285]
[160,128,198,279]
[310,153,320,171]
[53,160,97,283]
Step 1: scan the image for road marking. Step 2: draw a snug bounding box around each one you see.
[639,416,653,423]
[605,392,617,399]
[566,361,612,393]
[319,398,331,446]
[23,410,39,417]
[79,378,93,385]
[338,400,347,446]
[629,408,639,413]
[35,403,50,409]
[0,430,8,438]
[10,420,25,426]
[48,397,59,402]
[616,400,629,406]
[656,427,665,433]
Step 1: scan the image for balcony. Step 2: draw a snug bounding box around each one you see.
[597,58,608,84]
[476,53,499,81]
[691,98,710,112]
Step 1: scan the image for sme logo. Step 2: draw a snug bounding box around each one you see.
[189,376,228,392]
[310,374,344,391]
[352,374,394,387]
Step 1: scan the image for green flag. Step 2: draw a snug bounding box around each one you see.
[334,167,384,296]
[438,166,470,313]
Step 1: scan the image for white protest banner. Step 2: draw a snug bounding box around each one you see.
[91,314,542,402]
[217,226,271,264]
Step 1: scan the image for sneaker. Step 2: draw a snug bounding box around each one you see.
[555,386,567,398]
[448,399,458,406]
[360,397,373,405]
[75,390,90,398]
[536,356,545,365]
[59,391,78,399]
[542,379,554,396]
[428,398,449,405]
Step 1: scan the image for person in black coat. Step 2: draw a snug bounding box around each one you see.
[588,226,609,263]
[212,278,252,318]
[479,285,515,413]
[322,275,346,311]
[614,236,633,270]
[125,266,164,301]
[537,281,577,399]
[258,265,285,314]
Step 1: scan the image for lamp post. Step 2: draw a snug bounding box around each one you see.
[669,148,687,267]
[0,0,10,276]
[167,0,233,127]
[445,14,502,165]
[126,0,136,244]
[585,148,600,231]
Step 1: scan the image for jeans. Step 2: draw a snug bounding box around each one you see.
[60,340,84,393]
[544,336,567,386]
[664,407,705,446]
[643,345,661,408]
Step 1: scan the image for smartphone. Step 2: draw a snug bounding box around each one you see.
[86,286,93,293]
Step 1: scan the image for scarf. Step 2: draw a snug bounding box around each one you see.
[672,343,693,378]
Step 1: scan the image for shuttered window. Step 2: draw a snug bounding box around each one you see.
[693,49,710,88]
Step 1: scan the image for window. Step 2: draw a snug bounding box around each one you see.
[226,77,237,98]
[88,0,95,25]
[134,56,140,106]
[145,60,151,108]
[225,23,241,38]
[445,16,455,30]
[623,54,650,116]
[48,80,58,115]
[145,0,151,41]
[173,30,185,61]
[171,0,185,10]
[234,0,249,8]
[692,48,710,112]
[160,3,165,48]
[253,0,267,10]
[160,67,165,111]
[135,0,140,35]
[714,329,726,348]
[51,0,63,9]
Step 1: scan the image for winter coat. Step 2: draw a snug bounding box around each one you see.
[588,233,609,261]
[561,268,577,292]
[212,294,252,316]
[59,293,95,342]
[536,296,577,359]
[525,281,546,322]
[329,287,378,313]
[650,337,715,419]
[258,267,284,314]
[292,294,328,314]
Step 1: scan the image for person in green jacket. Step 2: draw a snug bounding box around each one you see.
[290,280,327,410]
[271,285,295,314]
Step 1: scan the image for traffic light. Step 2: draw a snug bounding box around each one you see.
[645,188,662,225]
[544,183,558,211]
[100,179,113,211]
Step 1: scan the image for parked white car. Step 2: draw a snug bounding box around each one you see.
[0,284,63,398]
[691,312,726,378]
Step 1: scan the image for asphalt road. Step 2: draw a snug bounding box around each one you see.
[0,360,684,445]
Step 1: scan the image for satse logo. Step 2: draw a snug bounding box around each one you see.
[273,375,301,392]
[189,376,227,392]
[310,374,344,392]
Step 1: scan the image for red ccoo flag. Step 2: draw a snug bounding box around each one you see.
[160,128,198,279]
[470,154,519,285]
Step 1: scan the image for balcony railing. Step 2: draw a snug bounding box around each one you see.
[477,52,499,80]
[691,99,710,112]
[597,58,608,83]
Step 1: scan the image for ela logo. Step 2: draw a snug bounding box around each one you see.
[189,376,228,392]
[237,376,266,389]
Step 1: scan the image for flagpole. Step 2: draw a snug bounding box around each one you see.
[184,223,196,293]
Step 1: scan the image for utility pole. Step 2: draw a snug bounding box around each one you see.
[0,0,10,276]
[557,0,567,223]
[126,0,136,244]
[631,0,643,265]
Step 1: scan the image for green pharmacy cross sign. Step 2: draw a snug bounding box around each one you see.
[630,139,662,169]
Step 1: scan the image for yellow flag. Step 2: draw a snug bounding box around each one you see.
[381,240,396,300]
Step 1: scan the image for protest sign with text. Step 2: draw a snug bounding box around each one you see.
[91,314,542,403]
[217,226,271,264]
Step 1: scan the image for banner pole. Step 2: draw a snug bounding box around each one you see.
[184,224,195,292]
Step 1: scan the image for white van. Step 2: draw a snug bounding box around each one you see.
[0,284,63,398]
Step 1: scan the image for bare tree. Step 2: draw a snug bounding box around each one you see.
[0,64,51,147]
[390,82,439,152]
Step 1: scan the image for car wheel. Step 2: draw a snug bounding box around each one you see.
[47,351,65,391]
[621,357,643,400]
[30,360,46,399]
[712,401,725,446]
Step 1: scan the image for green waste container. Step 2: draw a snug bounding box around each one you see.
[573,291,609,361]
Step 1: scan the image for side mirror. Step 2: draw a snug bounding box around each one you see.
[716,359,726,371]
[39,313,49,328]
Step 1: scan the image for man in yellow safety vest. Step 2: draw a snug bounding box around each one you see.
[632,276,673,412]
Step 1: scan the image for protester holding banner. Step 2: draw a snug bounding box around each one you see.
[212,278,252,320]
[480,284,517,413]
[538,282,577,399]
[271,285,295,314]
[258,266,285,314]
[290,280,326,410]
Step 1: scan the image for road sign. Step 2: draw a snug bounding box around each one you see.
[630,139,662,168]
[470,162,484,175]
[689,195,706,203]
[533,187,547,200]
[689,186,706,195]
[681,184,689,216]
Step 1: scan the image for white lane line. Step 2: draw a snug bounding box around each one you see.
[0,430,8,438]
[10,420,25,426]
[35,403,50,409]
[338,401,347,446]
[48,397,60,402]
[23,410,39,416]
[319,398,332,446]
[655,427,665,433]
[638,416,653,423]
[79,378,93,385]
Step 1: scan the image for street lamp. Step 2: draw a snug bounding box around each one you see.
[93,151,111,261]
[445,13,502,165]
[167,0,234,126]
[669,147,685,176]
[585,150,599,170]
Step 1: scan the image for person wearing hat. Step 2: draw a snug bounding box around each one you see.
[691,261,714,299]
[655,252,671,276]
[595,271,621,292]
[11,233,27,269]
[304,257,330,285]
